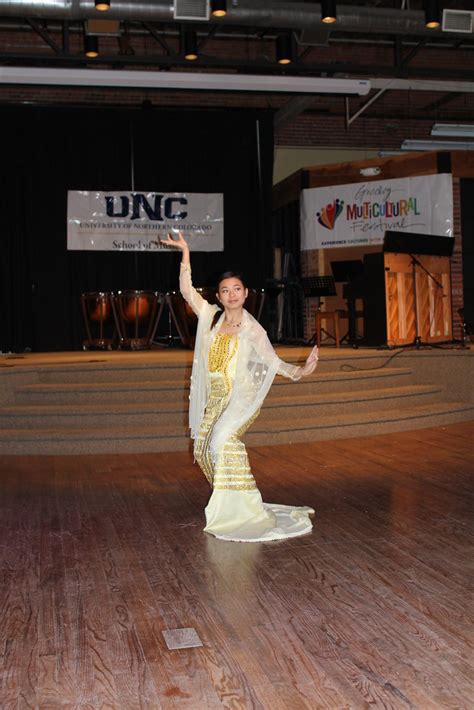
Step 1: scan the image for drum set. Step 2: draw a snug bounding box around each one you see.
[81,288,265,350]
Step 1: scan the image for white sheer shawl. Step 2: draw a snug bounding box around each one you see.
[180,263,301,462]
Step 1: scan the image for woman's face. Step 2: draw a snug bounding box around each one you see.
[217,277,248,311]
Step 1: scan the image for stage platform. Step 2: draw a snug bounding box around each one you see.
[0,345,473,456]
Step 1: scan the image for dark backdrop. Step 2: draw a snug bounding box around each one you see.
[460,179,474,332]
[1,105,273,351]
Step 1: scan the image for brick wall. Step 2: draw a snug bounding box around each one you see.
[275,112,473,152]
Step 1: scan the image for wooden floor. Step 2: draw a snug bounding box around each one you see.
[1,424,473,709]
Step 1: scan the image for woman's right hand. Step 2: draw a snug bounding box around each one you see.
[300,345,319,377]
[160,231,188,251]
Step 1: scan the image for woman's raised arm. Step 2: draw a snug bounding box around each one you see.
[160,231,206,317]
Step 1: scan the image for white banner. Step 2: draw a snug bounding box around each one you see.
[300,174,453,250]
[67,190,224,251]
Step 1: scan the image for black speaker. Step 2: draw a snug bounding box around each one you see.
[383,231,455,257]
[362,253,387,346]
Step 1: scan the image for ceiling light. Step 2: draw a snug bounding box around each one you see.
[0,67,371,95]
[84,35,99,58]
[211,0,227,17]
[182,30,198,61]
[95,0,110,10]
[431,123,474,138]
[401,139,474,151]
[276,34,293,65]
[321,0,337,24]
[424,0,441,29]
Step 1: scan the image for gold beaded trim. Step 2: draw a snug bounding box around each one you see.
[208,333,237,370]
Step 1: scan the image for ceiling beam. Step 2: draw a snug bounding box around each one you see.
[371,78,474,93]
[142,23,172,55]
[400,38,427,67]
[26,19,62,55]
[424,92,464,111]
[274,95,318,128]
[345,84,391,127]
[197,25,219,53]
[62,21,70,54]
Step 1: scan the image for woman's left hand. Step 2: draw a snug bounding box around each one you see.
[301,345,319,377]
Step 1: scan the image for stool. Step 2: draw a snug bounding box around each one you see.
[316,310,346,348]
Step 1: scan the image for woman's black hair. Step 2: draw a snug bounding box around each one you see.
[210,270,247,330]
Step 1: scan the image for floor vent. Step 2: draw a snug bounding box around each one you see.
[162,627,203,650]
[442,9,473,33]
[174,0,209,21]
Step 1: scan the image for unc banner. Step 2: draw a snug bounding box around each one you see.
[67,190,224,251]
[300,174,453,251]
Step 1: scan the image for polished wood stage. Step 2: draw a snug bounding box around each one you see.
[1,423,472,708]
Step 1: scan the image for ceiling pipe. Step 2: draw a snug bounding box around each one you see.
[1,21,472,49]
[0,1,468,39]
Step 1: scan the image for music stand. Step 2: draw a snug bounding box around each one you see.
[301,276,337,304]
[301,276,337,345]
[330,260,364,283]
[330,260,364,347]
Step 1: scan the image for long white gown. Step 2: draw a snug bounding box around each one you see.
[181,264,314,543]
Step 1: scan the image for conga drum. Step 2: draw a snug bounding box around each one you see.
[81,292,115,350]
[112,290,165,350]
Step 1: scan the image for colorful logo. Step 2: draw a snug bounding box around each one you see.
[316,198,344,230]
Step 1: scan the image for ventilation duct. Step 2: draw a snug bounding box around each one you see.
[0,2,471,39]
[442,9,473,34]
[174,0,209,21]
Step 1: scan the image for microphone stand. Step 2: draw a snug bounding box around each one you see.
[409,253,445,349]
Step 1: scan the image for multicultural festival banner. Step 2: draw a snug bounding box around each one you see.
[67,190,224,251]
[300,174,453,251]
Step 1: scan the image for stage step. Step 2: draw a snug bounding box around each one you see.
[0,400,471,455]
[36,364,190,385]
[1,348,472,455]
[0,384,443,429]
[14,366,416,404]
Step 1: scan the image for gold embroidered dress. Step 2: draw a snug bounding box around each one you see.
[180,263,314,543]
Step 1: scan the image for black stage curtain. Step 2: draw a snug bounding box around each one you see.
[272,200,304,340]
[0,106,273,352]
[460,179,474,333]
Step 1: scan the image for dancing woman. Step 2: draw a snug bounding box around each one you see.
[161,232,319,542]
